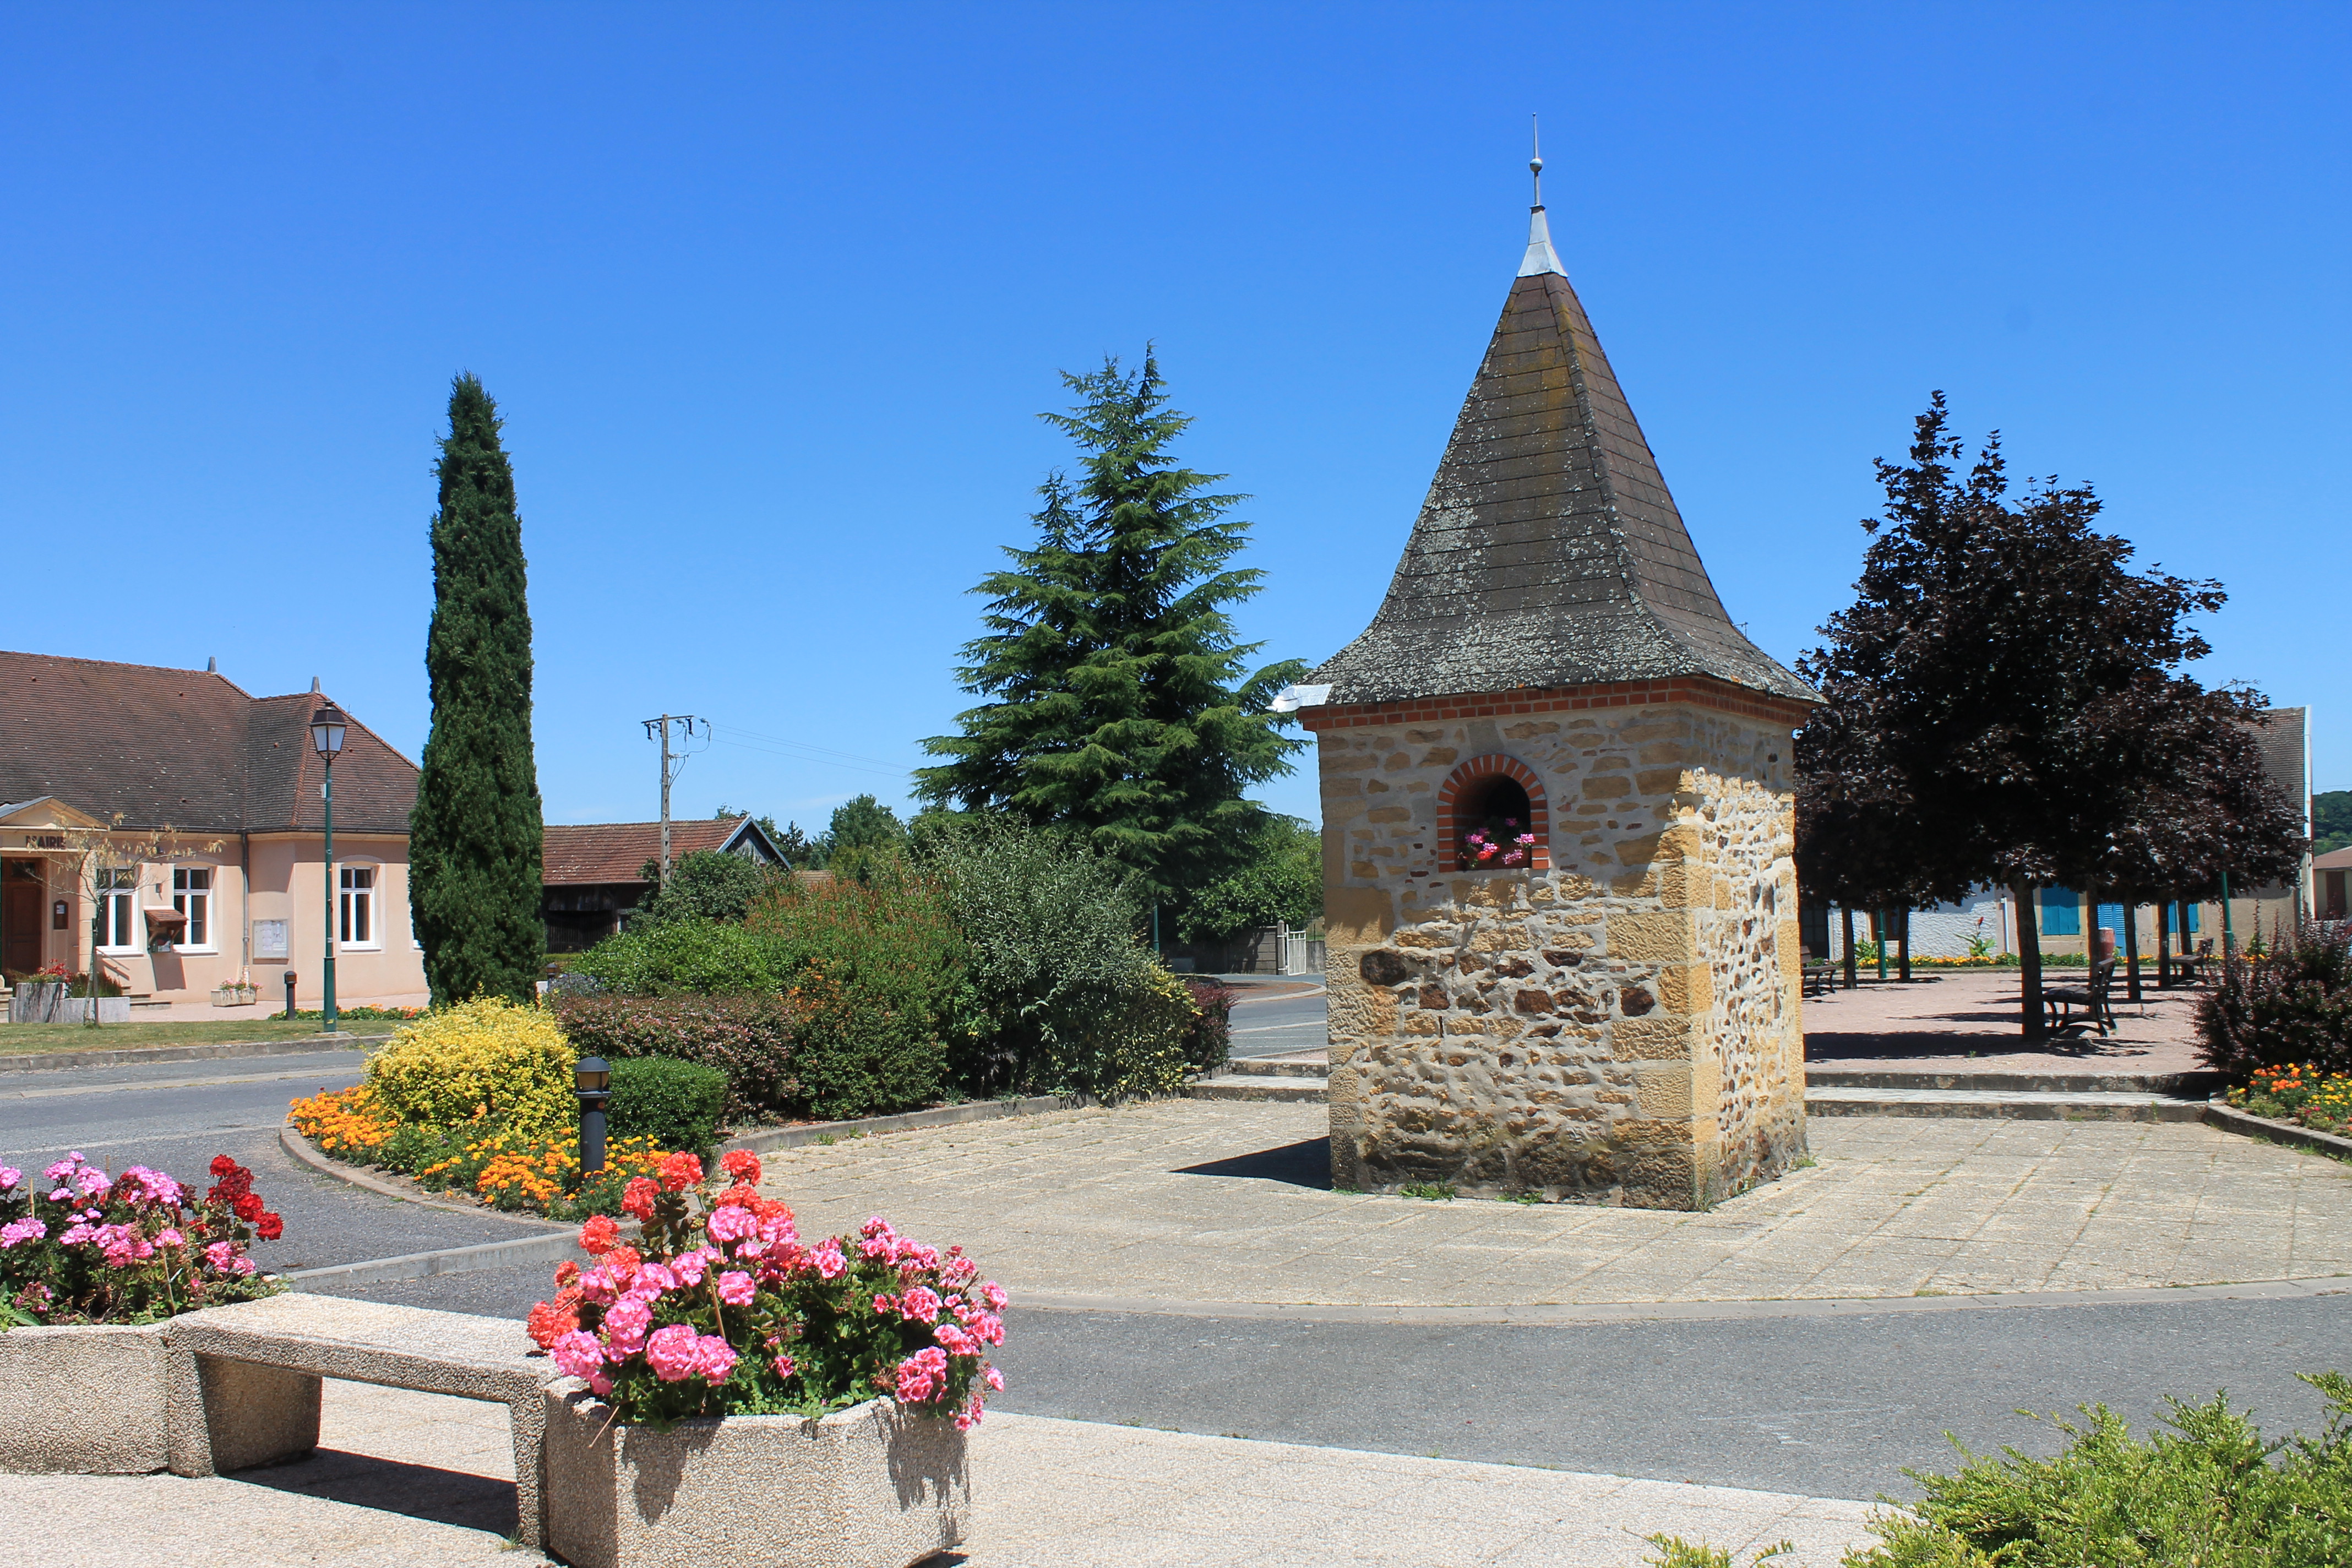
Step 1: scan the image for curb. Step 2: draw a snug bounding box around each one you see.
[719,1091,1186,1155]
[278,1124,573,1232]
[1010,1276,2352,1327]
[2202,1102,2352,1162]
[0,1033,389,1074]
[290,1229,592,1288]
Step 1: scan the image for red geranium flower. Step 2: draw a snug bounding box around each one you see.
[255,1212,284,1241]
[658,1152,704,1193]
[232,1193,265,1221]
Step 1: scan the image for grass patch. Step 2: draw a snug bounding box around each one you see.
[0,1019,386,1054]
[1398,1181,1457,1202]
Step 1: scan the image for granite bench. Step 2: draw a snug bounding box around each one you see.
[164,1294,558,1548]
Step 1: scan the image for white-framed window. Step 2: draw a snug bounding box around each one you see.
[172,867,214,950]
[97,868,139,952]
[339,865,378,949]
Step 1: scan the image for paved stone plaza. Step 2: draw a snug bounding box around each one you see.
[754,1100,2352,1308]
[0,1380,1882,1567]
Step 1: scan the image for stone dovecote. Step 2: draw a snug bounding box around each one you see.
[1299,197,1817,1211]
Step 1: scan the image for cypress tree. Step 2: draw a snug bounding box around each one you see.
[916,352,1304,909]
[410,374,545,1003]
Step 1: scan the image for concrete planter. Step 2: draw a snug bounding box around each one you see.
[543,1382,969,1568]
[14,995,134,1023]
[0,1320,320,1476]
[0,1323,175,1473]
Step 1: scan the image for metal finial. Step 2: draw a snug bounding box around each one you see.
[1530,115,1544,208]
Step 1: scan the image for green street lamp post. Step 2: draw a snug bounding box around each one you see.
[309,704,346,1034]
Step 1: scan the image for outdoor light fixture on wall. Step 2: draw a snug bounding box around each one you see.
[575,1057,611,1174]
[309,705,346,1035]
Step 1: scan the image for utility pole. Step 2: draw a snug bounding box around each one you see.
[640,715,704,885]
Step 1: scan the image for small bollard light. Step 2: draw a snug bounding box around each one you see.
[284,972,300,1020]
[575,1057,611,1174]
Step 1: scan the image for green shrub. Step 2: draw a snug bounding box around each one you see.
[1177,816,1322,943]
[744,868,970,1118]
[1852,1373,2352,1566]
[550,993,801,1122]
[2197,922,2352,1081]
[633,849,781,925]
[573,918,778,996]
[921,818,1197,1097]
[365,996,575,1133]
[607,1056,728,1151]
[1659,1372,2352,1567]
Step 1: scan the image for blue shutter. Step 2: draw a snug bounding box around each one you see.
[2096,902,2125,935]
[2040,888,2082,936]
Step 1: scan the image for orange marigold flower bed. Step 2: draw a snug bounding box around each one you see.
[289,1085,397,1156]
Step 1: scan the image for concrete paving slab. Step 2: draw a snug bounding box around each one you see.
[0,1380,1885,1567]
[747,1099,2352,1309]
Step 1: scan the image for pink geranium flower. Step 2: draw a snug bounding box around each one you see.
[717,1271,755,1306]
[644,1324,701,1382]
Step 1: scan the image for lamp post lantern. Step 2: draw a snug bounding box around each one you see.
[309,704,346,1034]
[574,1057,611,1174]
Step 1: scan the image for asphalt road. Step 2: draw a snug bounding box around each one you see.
[1220,978,1326,1060]
[0,1049,545,1272]
[321,1265,2352,1501]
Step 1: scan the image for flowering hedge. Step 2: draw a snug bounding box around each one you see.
[0,1154,281,1325]
[529,1150,1005,1431]
[290,1085,671,1218]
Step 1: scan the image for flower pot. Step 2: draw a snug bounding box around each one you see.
[543,1381,970,1568]
[8,981,67,1023]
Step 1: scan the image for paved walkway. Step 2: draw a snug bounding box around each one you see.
[751,1100,2352,1308]
[0,1380,1882,1567]
[1802,969,2205,1076]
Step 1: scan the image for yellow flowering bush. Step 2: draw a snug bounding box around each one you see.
[364,996,576,1133]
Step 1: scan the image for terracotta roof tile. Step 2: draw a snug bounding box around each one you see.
[541,819,751,885]
[0,650,418,834]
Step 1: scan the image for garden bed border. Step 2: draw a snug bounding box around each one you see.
[2201,1100,2352,1162]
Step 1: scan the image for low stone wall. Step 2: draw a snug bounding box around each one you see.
[1316,689,1807,1210]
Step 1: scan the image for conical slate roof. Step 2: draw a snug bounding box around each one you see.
[1310,206,1814,707]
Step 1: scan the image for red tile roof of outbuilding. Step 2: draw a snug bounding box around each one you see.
[541,818,752,886]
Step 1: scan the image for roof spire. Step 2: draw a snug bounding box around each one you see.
[1518,115,1564,279]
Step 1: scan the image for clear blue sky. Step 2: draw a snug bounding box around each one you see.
[6,4,2345,834]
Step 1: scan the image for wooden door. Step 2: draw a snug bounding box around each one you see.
[2,861,43,977]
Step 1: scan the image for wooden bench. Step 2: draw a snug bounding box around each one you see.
[165,1294,558,1548]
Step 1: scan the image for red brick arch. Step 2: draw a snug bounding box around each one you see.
[1436,754,1551,871]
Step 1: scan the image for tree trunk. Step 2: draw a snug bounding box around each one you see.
[1875,908,1890,982]
[2157,899,2172,988]
[2013,880,2044,1039]
[1841,906,1856,991]
[2124,904,2142,1003]
[1898,906,1913,983]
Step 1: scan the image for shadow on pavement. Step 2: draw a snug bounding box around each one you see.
[227,1449,516,1537]
[1175,1137,1332,1190]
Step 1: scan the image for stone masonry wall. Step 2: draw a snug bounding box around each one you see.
[1315,692,1807,1211]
